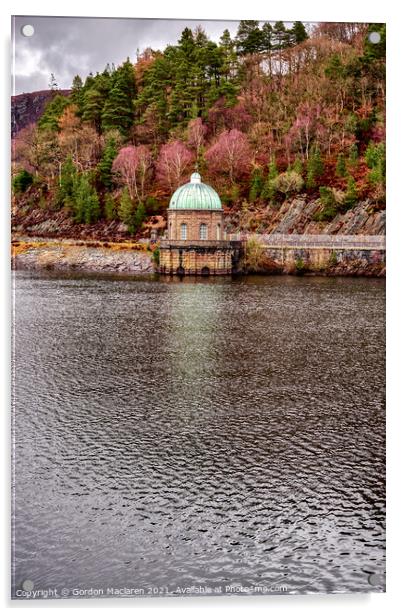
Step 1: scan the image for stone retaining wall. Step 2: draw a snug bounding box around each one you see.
[260,246,385,276]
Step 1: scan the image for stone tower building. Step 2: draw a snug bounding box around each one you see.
[159,172,241,276]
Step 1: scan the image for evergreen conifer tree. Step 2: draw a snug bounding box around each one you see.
[249,167,264,202]
[132,202,146,233]
[292,156,304,175]
[365,141,385,184]
[306,147,324,189]
[82,89,105,133]
[70,75,84,113]
[336,153,347,177]
[220,29,238,79]
[38,95,70,132]
[98,137,117,189]
[72,174,100,223]
[291,22,308,45]
[273,21,291,50]
[49,73,59,91]
[57,155,76,208]
[104,193,117,221]
[235,20,263,55]
[261,158,279,201]
[118,187,134,227]
[260,22,273,52]
[84,188,100,224]
[101,60,135,135]
[343,175,358,210]
[12,170,33,194]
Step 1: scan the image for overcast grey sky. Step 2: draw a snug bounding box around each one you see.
[12,16,242,94]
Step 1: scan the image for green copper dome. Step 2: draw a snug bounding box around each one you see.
[168,173,222,210]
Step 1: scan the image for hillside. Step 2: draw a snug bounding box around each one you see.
[11,90,71,137]
[11,21,385,239]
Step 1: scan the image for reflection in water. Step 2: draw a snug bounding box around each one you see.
[165,281,225,410]
[12,272,385,597]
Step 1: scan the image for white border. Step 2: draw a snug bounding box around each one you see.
[2,1,401,614]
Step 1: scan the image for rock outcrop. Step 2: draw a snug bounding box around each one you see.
[11,90,70,137]
[226,197,385,237]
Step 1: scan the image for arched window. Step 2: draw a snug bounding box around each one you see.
[180,223,187,240]
[169,221,172,240]
[216,223,221,240]
[200,223,208,240]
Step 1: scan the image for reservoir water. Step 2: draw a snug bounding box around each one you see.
[12,272,385,597]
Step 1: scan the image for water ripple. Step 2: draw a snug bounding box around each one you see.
[12,272,385,596]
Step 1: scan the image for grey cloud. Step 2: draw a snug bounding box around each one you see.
[12,16,241,94]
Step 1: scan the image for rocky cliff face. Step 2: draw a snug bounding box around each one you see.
[11,90,70,136]
[227,197,385,236]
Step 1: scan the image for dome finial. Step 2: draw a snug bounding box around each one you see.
[190,170,201,183]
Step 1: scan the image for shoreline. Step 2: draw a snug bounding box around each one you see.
[11,236,385,277]
[12,238,155,275]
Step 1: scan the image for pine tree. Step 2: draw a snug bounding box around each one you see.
[273,21,291,50]
[169,55,194,122]
[57,155,76,208]
[84,189,100,224]
[104,193,117,221]
[292,156,304,175]
[178,27,196,59]
[261,158,279,201]
[132,201,146,233]
[118,187,134,226]
[38,95,70,132]
[135,55,170,138]
[194,26,209,48]
[101,60,135,135]
[291,22,308,45]
[70,75,84,112]
[336,153,347,177]
[343,175,358,210]
[49,73,59,91]
[365,141,385,184]
[306,147,324,189]
[82,89,105,133]
[98,137,117,189]
[260,22,273,52]
[72,174,86,223]
[72,174,100,223]
[12,170,33,194]
[249,167,264,202]
[235,20,263,55]
[220,29,237,80]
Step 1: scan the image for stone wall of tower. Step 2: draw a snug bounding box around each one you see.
[159,243,234,275]
[167,210,224,241]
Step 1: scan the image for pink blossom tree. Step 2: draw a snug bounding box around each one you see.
[205,129,252,184]
[112,145,153,202]
[156,141,194,191]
